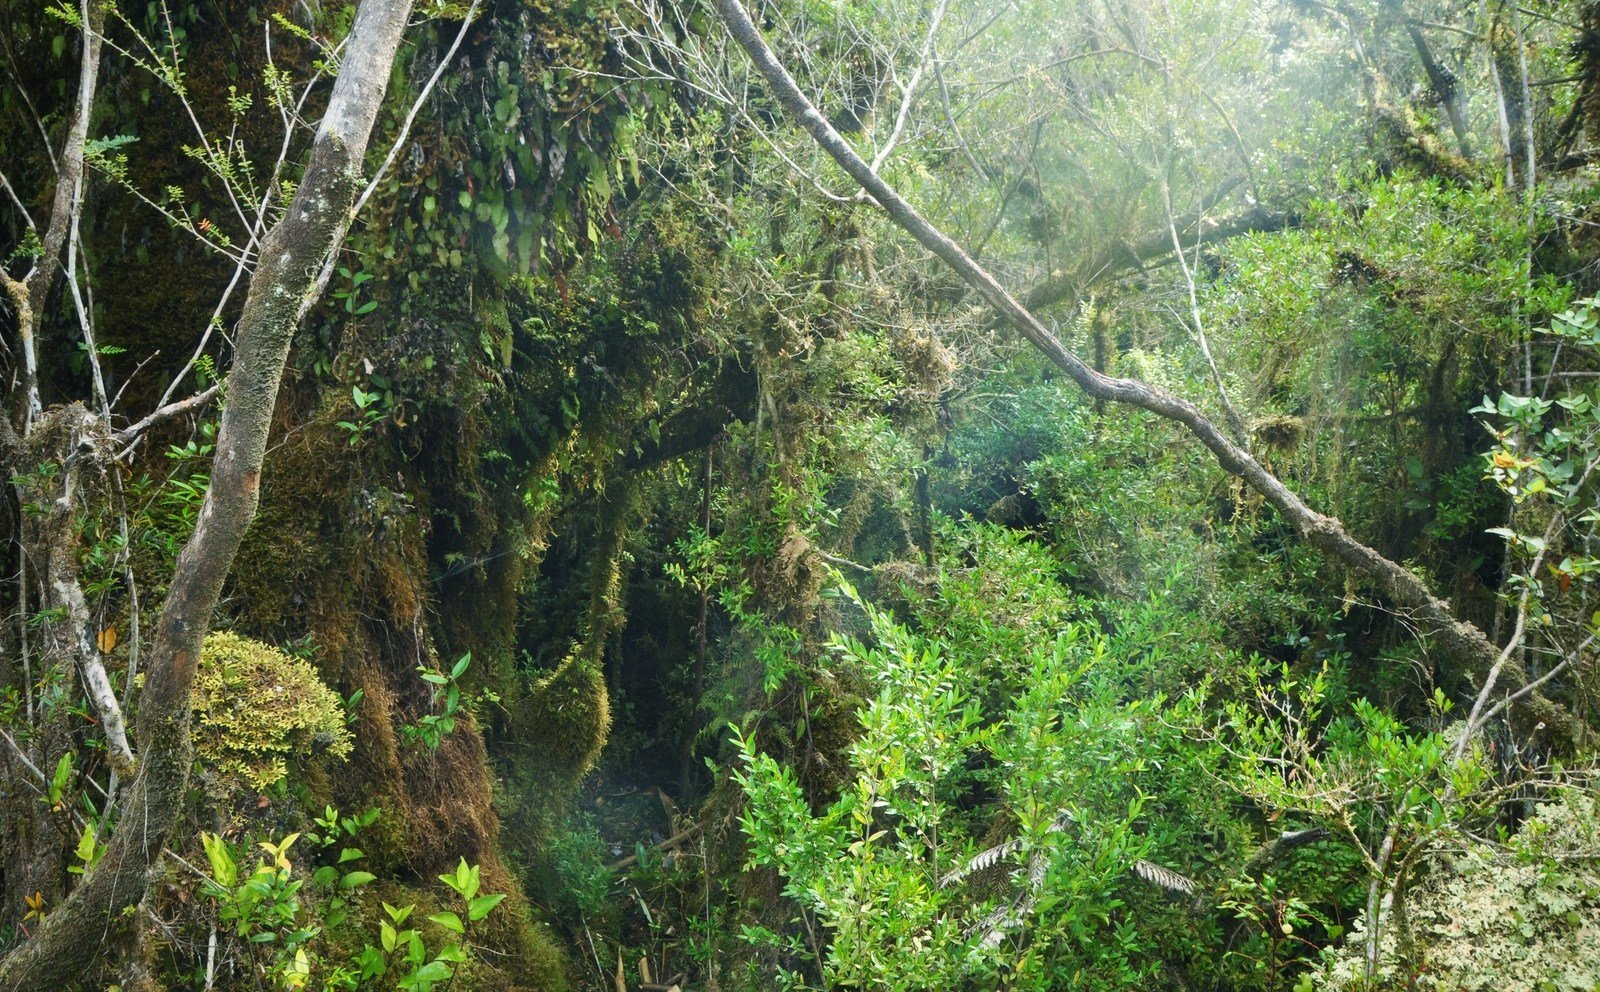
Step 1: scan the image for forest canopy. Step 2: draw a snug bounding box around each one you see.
[3,0,1600,990]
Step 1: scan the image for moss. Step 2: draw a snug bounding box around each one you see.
[1251,413,1304,452]
[192,632,352,792]
[526,653,612,784]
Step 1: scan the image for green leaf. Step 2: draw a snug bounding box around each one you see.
[202,833,237,888]
[338,847,365,864]
[450,653,471,680]
[428,910,465,934]
[407,960,453,987]
[68,822,100,874]
[435,943,468,963]
[383,901,414,924]
[440,858,479,899]
[341,870,377,889]
[48,751,73,805]
[359,944,387,979]
[467,893,505,922]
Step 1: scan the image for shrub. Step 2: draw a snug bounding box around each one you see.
[192,631,352,791]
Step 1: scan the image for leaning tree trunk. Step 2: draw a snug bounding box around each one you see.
[0,0,414,986]
[712,0,1581,745]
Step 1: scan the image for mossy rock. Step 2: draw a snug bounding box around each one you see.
[192,632,352,792]
[1317,792,1600,992]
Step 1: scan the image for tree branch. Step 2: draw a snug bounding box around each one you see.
[712,0,1580,743]
[113,384,220,451]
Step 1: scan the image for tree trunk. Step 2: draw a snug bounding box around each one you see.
[0,0,413,986]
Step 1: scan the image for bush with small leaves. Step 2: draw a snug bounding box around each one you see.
[193,632,352,791]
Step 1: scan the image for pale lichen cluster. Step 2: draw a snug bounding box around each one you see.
[192,631,351,790]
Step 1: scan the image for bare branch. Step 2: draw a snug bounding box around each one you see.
[114,384,221,450]
[864,0,949,176]
[1162,175,1248,444]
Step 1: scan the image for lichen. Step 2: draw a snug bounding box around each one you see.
[1317,792,1600,992]
[192,631,352,791]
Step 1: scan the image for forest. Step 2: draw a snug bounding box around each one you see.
[3,0,1600,988]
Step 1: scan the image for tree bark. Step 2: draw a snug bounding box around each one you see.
[712,0,1581,743]
[0,0,414,986]
[0,0,105,430]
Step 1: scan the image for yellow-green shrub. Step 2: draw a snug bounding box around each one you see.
[192,631,351,791]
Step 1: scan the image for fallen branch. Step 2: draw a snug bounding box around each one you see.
[607,822,704,872]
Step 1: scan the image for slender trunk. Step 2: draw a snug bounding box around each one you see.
[0,1,413,986]
[679,448,713,793]
[915,451,933,568]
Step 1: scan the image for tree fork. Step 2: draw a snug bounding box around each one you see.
[0,0,414,986]
[712,0,1582,744]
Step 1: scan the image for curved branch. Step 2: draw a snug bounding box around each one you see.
[712,0,1580,743]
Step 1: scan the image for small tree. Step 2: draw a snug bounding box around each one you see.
[0,0,419,985]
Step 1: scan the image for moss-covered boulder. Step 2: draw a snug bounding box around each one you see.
[1317,792,1600,992]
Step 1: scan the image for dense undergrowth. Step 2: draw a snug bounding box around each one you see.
[5,0,1600,989]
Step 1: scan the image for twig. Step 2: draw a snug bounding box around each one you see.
[1162,175,1248,445]
[817,551,873,575]
[607,823,704,872]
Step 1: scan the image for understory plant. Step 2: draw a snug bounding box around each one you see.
[731,577,1189,991]
[196,807,505,991]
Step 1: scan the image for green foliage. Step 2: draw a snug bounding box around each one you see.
[194,809,505,992]
[336,385,394,446]
[400,653,475,750]
[42,751,74,811]
[731,576,1191,991]
[1471,293,1600,743]
[544,815,614,919]
[1215,667,1495,838]
[193,632,353,791]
